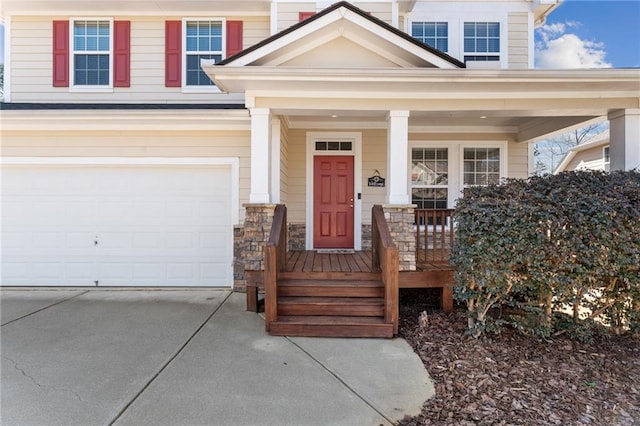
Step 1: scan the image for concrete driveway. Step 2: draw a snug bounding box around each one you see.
[1,289,434,426]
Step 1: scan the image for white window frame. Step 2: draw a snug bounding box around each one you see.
[182,17,226,93]
[409,141,508,209]
[462,21,502,64]
[410,21,449,53]
[410,146,451,209]
[69,17,114,92]
[460,142,508,191]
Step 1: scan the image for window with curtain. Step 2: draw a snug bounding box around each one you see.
[411,148,449,209]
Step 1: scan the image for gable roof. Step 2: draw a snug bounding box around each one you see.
[217,1,465,68]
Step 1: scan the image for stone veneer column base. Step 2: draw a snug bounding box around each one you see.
[233,204,277,292]
[382,204,416,271]
[288,223,306,251]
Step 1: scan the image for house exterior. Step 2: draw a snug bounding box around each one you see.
[554,133,610,173]
[1,0,639,291]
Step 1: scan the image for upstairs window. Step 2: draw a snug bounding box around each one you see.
[185,20,223,86]
[463,22,500,63]
[73,20,112,86]
[411,22,448,52]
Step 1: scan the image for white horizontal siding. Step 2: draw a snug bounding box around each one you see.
[279,121,290,205]
[507,140,529,178]
[286,128,308,223]
[356,2,393,25]
[9,16,268,103]
[277,3,315,32]
[508,12,530,69]
[360,129,387,222]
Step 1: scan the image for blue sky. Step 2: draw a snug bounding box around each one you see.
[535,0,640,68]
[0,1,639,67]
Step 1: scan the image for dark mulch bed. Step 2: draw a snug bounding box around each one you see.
[398,289,640,426]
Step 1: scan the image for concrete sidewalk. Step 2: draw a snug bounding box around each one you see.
[1,289,434,426]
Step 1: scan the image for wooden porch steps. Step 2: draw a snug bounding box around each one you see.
[277,278,384,298]
[268,272,393,338]
[268,316,393,338]
[278,297,384,316]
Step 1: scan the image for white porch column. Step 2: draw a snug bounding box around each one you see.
[387,110,411,204]
[249,108,271,203]
[608,109,640,171]
[270,117,281,203]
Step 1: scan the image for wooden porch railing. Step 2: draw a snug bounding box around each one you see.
[415,209,455,264]
[264,204,287,332]
[371,205,399,334]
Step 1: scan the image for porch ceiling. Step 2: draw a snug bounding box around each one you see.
[203,67,640,142]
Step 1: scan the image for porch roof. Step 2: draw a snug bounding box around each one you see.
[203,66,640,143]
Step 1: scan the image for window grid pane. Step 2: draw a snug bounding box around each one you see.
[463,148,500,186]
[412,22,449,52]
[412,188,448,210]
[314,141,354,151]
[74,21,110,53]
[74,54,110,85]
[73,20,110,86]
[464,22,499,56]
[185,20,223,86]
[186,54,221,86]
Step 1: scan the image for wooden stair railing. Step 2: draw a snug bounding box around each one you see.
[415,209,455,264]
[264,204,287,332]
[371,205,399,335]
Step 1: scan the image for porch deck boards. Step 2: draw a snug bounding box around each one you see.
[286,251,373,273]
[249,250,455,315]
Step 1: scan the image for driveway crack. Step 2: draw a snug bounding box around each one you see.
[2,355,88,403]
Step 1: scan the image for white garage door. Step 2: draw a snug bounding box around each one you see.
[1,165,233,287]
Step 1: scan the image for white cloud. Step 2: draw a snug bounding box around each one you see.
[536,22,611,69]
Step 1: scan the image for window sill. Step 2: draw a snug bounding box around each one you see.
[69,86,114,93]
[181,86,223,94]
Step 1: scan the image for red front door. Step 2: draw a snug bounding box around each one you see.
[313,156,354,248]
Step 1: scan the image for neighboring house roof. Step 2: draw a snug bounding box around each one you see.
[216,1,465,68]
[554,132,610,173]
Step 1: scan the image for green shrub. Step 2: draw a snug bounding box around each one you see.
[451,170,640,338]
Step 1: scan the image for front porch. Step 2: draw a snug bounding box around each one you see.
[245,205,455,338]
